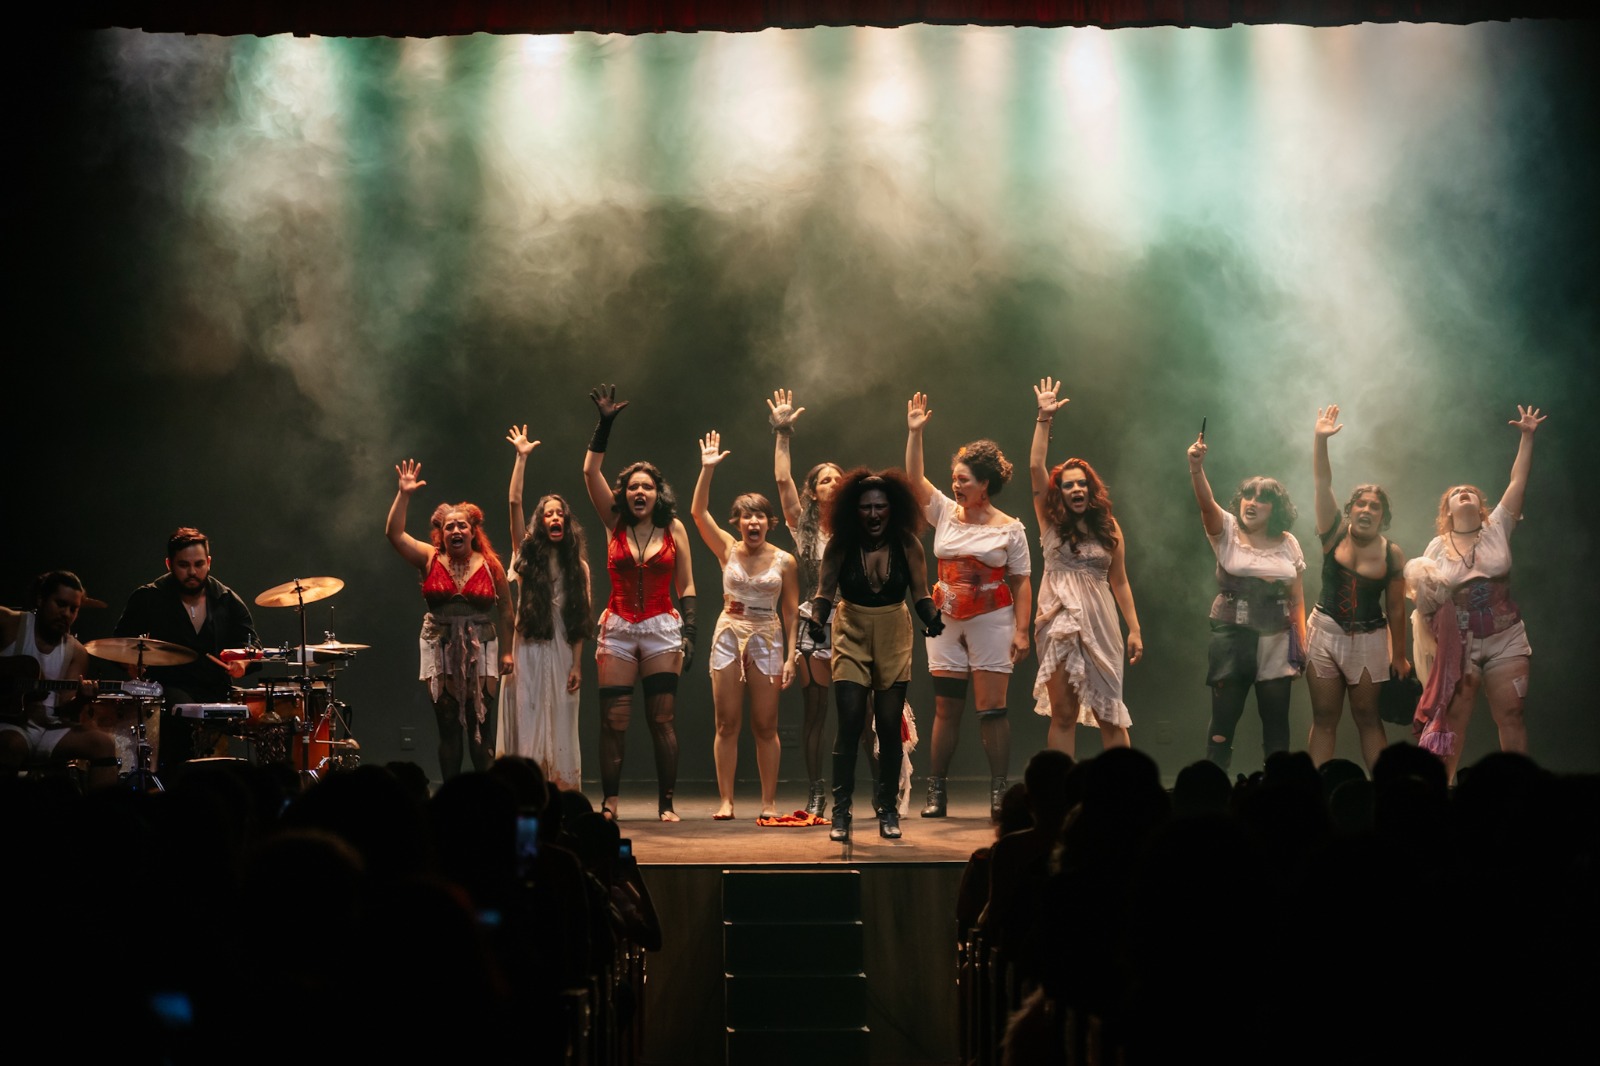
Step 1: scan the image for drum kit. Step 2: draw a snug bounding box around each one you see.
[82,575,369,790]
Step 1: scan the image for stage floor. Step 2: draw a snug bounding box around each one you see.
[620,780,997,866]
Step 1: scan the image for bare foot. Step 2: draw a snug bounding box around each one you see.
[713,801,735,821]
[759,808,779,820]
[659,808,681,823]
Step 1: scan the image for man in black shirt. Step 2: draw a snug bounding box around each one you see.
[114,527,257,768]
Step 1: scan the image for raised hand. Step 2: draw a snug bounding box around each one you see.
[767,388,806,430]
[1509,404,1546,435]
[1186,436,1207,470]
[907,392,933,431]
[1314,405,1344,439]
[506,424,541,456]
[396,459,427,494]
[699,430,731,467]
[1034,377,1069,416]
[589,383,629,420]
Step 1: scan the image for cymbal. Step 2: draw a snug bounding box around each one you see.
[255,576,345,608]
[305,641,370,653]
[84,636,199,667]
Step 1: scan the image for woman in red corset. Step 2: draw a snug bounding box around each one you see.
[386,459,515,780]
[583,385,698,822]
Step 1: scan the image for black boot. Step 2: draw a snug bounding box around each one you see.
[829,785,852,843]
[989,775,1008,818]
[878,780,902,839]
[806,779,827,819]
[920,775,947,818]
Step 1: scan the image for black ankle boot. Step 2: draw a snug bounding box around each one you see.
[879,807,901,839]
[829,786,852,842]
[989,775,1008,817]
[921,775,947,818]
[806,779,827,818]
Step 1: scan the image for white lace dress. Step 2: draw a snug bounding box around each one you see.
[1031,525,1131,727]
[497,563,581,790]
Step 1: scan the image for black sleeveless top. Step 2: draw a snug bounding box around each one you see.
[1316,520,1402,633]
[839,538,911,607]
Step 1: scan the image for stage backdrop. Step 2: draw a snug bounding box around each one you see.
[9,20,1597,786]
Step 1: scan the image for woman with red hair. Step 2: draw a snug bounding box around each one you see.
[1028,377,1141,757]
[386,458,514,780]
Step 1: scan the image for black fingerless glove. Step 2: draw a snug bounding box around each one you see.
[914,597,944,638]
[678,595,697,671]
[807,597,833,645]
[588,385,621,453]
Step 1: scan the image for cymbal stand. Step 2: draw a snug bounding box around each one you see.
[126,642,162,793]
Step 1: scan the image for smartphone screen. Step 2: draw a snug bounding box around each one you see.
[517,813,540,872]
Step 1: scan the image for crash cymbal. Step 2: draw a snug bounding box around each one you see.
[255,576,345,608]
[305,641,370,653]
[84,636,199,667]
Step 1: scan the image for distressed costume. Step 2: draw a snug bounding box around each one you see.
[595,523,683,662]
[923,489,1031,675]
[1305,520,1403,685]
[708,550,785,680]
[419,554,501,744]
[497,559,581,790]
[1031,525,1131,728]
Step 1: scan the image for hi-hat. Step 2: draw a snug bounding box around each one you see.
[255,576,345,608]
[304,641,370,654]
[84,636,198,667]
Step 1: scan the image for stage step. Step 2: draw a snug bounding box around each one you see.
[722,869,868,1066]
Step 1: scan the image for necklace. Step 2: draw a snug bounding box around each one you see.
[1447,527,1481,570]
[860,540,888,593]
[631,525,657,564]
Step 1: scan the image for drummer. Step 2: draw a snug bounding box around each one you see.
[113,528,258,768]
[1,571,120,788]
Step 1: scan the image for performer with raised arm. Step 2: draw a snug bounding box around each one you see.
[1409,405,1545,780]
[386,461,514,781]
[769,388,857,817]
[905,392,1032,818]
[1187,431,1307,771]
[582,384,697,822]
[1027,377,1140,758]
[691,429,799,820]
[811,469,941,841]
[501,425,592,791]
[1304,405,1408,770]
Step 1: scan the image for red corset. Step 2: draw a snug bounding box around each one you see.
[932,557,1013,621]
[607,523,677,622]
[422,555,498,611]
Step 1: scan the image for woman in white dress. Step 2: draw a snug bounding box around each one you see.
[499,425,592,790]
[691,429,799,820]
[1028,378,1142,758]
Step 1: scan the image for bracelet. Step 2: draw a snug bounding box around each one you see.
[772,424,794,437]
[1035,416,1053,423]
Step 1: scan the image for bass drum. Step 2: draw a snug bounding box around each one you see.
[84,694,160,778]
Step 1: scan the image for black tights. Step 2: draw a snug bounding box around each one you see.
[597,682,679,813]
[801,672,829,781]
[833,680,906,813]
[434,692,492,781]
[1206,676,1293,771]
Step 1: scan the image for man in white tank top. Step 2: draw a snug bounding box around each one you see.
[0,571,119,787]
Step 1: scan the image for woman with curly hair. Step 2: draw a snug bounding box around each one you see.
[810,468,941,841]
[906,392,1033,818]
[1028,378,1141,758]
[582,385,697,822]
[1187,431,1306,771]
[499,424,593,791]
[1409,405,1545,781]
[386,459,514,780]
[691,429,800,820]
[768,387,856,817]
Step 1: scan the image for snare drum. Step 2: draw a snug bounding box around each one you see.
[233,685,307,723]
[84,694,160,776]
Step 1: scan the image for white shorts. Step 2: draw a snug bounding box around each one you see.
[1463,619,1532,676]
[0,718,71,758]
[708,615,785,678]
[925,607,1015,675]
[595,610,683,664]
[1306,608,1390,686]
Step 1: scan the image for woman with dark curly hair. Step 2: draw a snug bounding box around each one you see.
[582,385,697,822]
[810,468,941,841]
[906,392,1033,818]
[1187,431,1307,771]
[1409,405,1545,781]
[386,459,515,780]
[499,424,593,791]
[1028,378,1141,758]
[768,387,862,817]
[691,429,799,820]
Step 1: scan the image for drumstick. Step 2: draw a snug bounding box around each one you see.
[207,653,231,671]
[1200,417,1207,441]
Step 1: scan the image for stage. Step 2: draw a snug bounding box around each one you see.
[630,781,994,1066]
